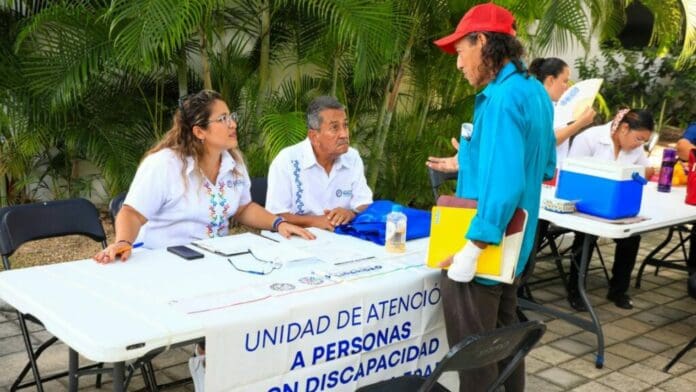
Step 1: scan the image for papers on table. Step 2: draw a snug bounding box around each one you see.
[192,232,313,263]
[311,259,399,282]
[261,228,380,265]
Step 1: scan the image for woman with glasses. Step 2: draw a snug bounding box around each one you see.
[565,108,655,311]
[94,89,314,264]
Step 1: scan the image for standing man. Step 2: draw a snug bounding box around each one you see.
[266,96,373,230]
[427,4,555,391]
[676,122,696,270]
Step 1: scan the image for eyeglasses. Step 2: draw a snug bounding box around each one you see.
[203,112,238,127]
[227,249,282,275]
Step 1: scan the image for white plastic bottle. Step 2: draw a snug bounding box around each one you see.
[385,205,407,253]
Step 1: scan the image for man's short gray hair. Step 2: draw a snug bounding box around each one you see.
[306,96,345,130]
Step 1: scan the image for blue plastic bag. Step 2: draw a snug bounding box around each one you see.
[334,200,431,245]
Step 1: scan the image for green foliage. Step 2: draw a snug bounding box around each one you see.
[575,44,696,128]
[259,111,306,163]
[0,0,694,208]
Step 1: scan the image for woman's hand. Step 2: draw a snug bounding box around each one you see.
[93,241,133,264]
[426,138,460,173]
[576,106,596,128]
[277,222,316,240]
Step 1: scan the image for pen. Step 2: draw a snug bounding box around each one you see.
[133,242,144,249]
[333,256,376,266]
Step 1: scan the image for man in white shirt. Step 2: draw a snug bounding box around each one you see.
[266,96,373,230]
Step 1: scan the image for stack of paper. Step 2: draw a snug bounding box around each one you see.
[192,233,312,263]
[261,228,379,265]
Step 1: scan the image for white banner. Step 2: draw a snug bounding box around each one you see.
[205,268,455,391]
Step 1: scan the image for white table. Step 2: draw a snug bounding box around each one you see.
[522,184,696,368]
[0,232,451,391]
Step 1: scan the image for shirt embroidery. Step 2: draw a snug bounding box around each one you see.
[291,159,306,215]
[203,179,231,238]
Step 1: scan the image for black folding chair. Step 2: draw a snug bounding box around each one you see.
[250,177,268,207]
[427,167,457,202]
[356,320,546,392]
[0,199,108,391]
[109,191,127,228]
[663,272,696,371]
[636,224,694,288]
[107,192,189,391]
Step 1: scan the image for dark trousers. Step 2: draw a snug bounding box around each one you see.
[568,232,641,297]
[440,272,524,392]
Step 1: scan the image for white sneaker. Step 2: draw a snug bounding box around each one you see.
[447,257,476,282]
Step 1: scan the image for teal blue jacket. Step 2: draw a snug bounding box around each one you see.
[456,61,556,285]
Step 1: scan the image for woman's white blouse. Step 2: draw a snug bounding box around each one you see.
[568,122,650,166]
[124,148,251,249]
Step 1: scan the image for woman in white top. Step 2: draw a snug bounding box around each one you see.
[566,108,655,310]
[528,58,597,297]
[94,90,313,263]
[529,57,596,168]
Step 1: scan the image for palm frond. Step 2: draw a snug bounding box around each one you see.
[639,0,684,57]
[531,0,589,54]
[107,0,221,71]
[675,0,696,67]
[259,111,306,162]
[14,2,113,108]
[584,0,625,40]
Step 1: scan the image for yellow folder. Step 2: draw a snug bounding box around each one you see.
[426,206,503,275]
[426,195,528,283]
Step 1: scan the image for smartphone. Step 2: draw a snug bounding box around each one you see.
[167,245,204,260]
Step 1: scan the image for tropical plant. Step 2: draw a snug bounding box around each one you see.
[1,0,694,208]
[575,43,696,131]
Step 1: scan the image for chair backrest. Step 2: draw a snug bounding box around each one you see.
[250,177,268,207]
[427,168,458,203]
[0,198,107,269]
[109,192,127,225]
[420,320,546,392]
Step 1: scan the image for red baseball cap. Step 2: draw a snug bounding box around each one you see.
[434,3,516,54]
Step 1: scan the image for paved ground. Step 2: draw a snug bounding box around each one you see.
[0,229,694,391]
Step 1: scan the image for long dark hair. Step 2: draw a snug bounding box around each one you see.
[148,89,245,181]
[464,28,526,78]
[615,108,654,132]
[528,57,568,82]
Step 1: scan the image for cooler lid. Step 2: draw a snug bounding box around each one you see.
[560,157,645,181]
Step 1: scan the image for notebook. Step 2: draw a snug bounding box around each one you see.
[191,233,266,256]
[426,195,528,283]
[192,232,312,263]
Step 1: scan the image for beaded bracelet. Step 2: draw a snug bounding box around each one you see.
[116,239,133,246]
[272,217,285,232]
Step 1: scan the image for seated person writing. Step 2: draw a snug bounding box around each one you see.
[93,89,314,263]
[566,108,655,310]
[265,96,373,230]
